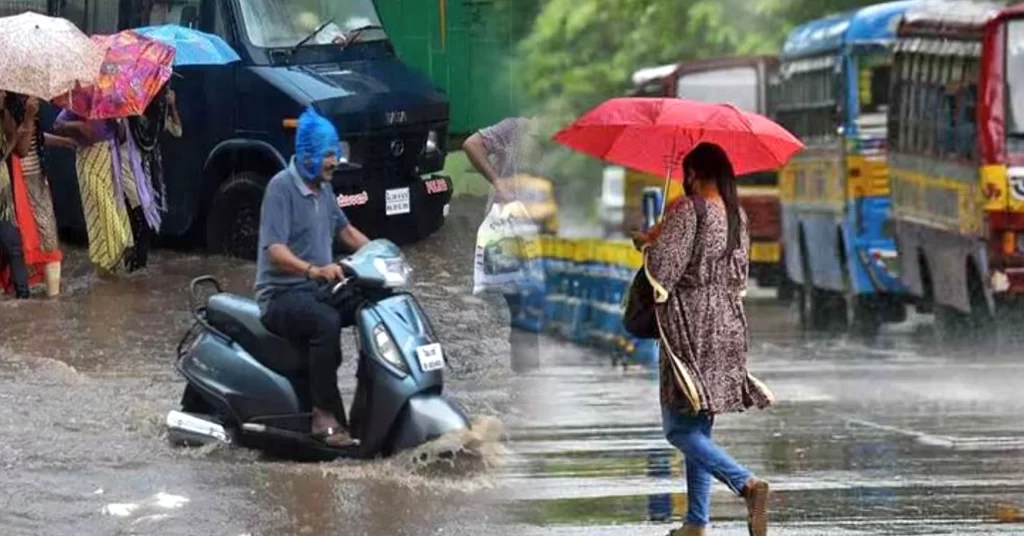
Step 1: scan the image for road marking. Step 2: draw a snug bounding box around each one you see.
[845,417,1024,451]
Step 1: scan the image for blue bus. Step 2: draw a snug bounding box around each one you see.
[774,1,918,335]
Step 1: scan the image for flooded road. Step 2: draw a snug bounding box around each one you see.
[0,198,516,535]
[500,301,1024,535]
[6,195,1024,535]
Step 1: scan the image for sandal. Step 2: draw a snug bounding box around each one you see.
[312,426,359,448]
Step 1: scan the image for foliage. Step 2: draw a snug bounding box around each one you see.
[510,0,895,206]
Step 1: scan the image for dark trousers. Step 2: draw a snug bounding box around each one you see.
[124,205,149,273]
[0,221,29,298]
[261,289,347,425]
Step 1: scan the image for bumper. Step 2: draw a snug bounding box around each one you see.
[334,173,453,245]
[750,240,781,265]
[990,268,1024,295]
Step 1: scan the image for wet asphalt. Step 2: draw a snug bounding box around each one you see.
[499,302,1024,535]
[2,196,1024,535]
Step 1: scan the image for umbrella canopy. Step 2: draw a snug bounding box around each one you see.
[0,12,106,99]
[55,30,175,120]
[552,97,804,178]
[134,25,240,66]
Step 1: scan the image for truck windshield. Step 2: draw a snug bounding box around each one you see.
[237,0,386,48]
[1006,19,1024,139]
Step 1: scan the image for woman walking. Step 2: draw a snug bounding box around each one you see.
[0,91,29,298]
[53,110,134,274]
[640,143,775,536]
[122,85,183,272]
[8,94,64,296]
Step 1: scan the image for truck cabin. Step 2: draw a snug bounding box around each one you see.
[25,0,453,258]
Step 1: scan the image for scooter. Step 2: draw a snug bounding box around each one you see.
[166,239,471,461]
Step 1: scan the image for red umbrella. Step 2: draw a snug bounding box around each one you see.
[552,97,804,178]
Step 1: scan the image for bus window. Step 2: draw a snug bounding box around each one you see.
[938,55,957,158]
[909,53,925,154]
[957,58,979,162]
[676,67,759,113]
[924,55,939,156]
[897,52,914,152]
[52,0,87,29]
[1007,19,1024,152]
[858,53,891,117]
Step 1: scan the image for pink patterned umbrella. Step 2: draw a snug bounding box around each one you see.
[54,30,175,119]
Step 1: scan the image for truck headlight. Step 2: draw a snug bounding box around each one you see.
[425,130,438,154]
[340,140,352,163]
[372,324,408,375]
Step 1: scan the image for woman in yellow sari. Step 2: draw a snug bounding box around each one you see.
[53,110,133,274]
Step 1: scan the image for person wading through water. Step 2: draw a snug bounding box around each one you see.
[637,143,775,536]
[463,116,543,372]
[254,106,370,447]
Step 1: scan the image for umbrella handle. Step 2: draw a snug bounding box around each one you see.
[660,163,675,221]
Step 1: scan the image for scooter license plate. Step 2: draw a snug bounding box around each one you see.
[415,343,445,372]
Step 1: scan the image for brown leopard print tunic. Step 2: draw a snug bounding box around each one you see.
[644,196,774,415]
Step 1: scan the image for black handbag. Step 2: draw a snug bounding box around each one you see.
[622,195,707,339]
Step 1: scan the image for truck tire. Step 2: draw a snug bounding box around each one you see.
[206,172,266,261]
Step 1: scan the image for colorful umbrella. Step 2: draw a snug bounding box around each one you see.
[134,25,240,66]
[0,12,106,99]
[552,97,804,178]
[54,30,175,120]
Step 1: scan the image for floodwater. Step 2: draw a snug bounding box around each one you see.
[0,197,517,535]
[498,302,1024,535]
[5,194,1024,535]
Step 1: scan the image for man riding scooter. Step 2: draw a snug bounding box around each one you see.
[254,106,369,447]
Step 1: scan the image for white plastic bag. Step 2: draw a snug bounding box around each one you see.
[473,202,534,295]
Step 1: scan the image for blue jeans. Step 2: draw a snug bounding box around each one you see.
[661,406,752,526]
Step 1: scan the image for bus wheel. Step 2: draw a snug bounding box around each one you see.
[842,266,881,339]
[206,172,266,261]
[797,242,833,331]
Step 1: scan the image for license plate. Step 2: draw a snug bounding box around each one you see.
[415,343,444,372]
[385,187,411,216]
[750,241,781,263]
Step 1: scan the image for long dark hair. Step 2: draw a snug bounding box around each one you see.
[682,143,741,255]
[4,93,46,177]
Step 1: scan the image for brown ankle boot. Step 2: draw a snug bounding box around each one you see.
[668,525,705,536]
[743,477,769,536]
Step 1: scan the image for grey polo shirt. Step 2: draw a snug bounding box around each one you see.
[254,160,349,313]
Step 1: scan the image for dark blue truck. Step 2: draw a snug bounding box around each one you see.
[39,0,452,258]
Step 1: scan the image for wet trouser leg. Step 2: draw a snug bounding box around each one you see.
[504,293,540,372]
[501,293,540,373]
[124,205,149,272]
[0,221,29,298]
[262,289,346,426]
[661,406,752,526]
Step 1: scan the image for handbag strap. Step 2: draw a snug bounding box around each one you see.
[686,194,708,269]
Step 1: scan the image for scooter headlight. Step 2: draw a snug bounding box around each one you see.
[372,324,408,375]
[373,257,412,287]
